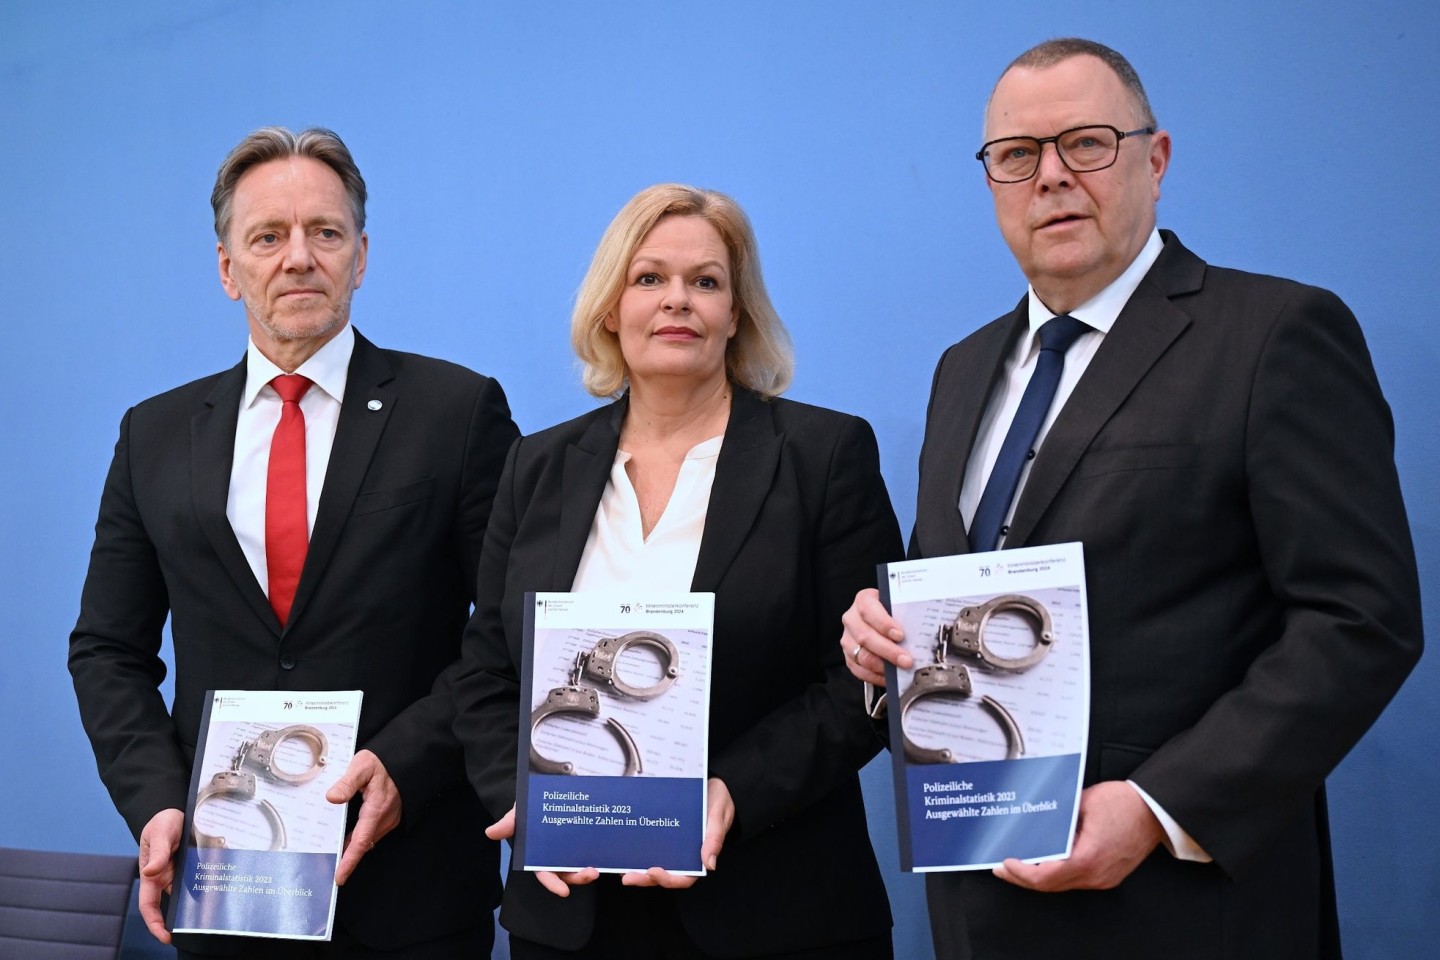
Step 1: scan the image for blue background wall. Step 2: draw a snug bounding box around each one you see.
[3,2,1436,957]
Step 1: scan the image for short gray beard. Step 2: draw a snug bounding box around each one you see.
[249,292,352,343]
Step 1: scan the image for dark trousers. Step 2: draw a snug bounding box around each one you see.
[508,878,892,960]
[175,921,492,959]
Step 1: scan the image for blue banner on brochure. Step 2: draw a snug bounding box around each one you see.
[902,755,1081,870]
[524,774,704,873]
[171,848,337,937]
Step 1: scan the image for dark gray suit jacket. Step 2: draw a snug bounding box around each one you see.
[69,329,518,950]
[451,389,900,956]
[914,234,1422,960]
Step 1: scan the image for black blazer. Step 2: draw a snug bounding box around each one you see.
[914,234,1422,960]
[68,330,518,951]
[451,389,901,956]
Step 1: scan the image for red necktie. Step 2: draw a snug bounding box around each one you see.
[266,374,312,627]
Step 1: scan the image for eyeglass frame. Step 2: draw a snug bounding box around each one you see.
[975,124,1156,184]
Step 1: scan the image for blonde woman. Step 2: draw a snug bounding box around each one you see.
[452,184,899,958]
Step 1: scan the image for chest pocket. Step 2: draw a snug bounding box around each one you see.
[353,477,435,516]
[1073,442,1196,479]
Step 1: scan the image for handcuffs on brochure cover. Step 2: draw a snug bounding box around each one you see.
[899,596,1054,764]
[529,631,681,777]
[941,594,1054,672]
[191,724,329,850]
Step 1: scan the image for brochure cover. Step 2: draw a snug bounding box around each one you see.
[880,543,1088,872]
[516,592,714,875]
[168,689,362,939]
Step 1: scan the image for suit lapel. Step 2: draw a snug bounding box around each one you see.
[915,306,1023,558]
[552,401,625,590]
[692,390,782,591]
[192,358,279,632]
[544,389,781,594]
[287,331,394,630]
[1006,235,1203,547]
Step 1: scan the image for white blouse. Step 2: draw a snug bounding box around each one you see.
[570,435,724,592]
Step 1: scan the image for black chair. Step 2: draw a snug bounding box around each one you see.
[0,847,137,959]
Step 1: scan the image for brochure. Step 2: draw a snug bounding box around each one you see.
[168,689,362,939]
[880,543,1088,872]
[516,592,714,875]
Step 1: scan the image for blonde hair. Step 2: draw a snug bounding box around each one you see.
[571,184,794,398]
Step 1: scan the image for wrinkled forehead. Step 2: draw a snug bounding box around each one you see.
[983,56,1142,141]
[231,156,356,228]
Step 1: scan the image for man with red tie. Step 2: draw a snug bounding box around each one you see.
[69,127,518,958]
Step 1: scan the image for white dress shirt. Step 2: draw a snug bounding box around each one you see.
[226,323,354,598]
[954,230,1208,863]
[958,229,1165,543]
[571,435,723,593]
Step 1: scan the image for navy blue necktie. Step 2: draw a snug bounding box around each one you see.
[968,315,1090,553]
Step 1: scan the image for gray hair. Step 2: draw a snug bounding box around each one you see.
[211,127,367,245]
[994,38,1157,129]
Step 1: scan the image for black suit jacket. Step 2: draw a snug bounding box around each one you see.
[68,329,518,950]
[914,234,1422,960]
[451,389,900,956]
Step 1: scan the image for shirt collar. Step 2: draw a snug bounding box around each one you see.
[1025,228,1164,337]
[615,434,725,466]
[241,323,355,408]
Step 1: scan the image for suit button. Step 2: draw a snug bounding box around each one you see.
[1000,525,1010,535]
[279,656,297,670]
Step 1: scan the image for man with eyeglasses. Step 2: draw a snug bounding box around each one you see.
[842,38,1420,959]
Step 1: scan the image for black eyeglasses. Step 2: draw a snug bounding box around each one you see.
[976,124,1155,183]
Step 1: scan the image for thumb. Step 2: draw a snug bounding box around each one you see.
[140,841,168,877]
[485,806,517,841]
[326,776,356,804]
[326,766,368,804]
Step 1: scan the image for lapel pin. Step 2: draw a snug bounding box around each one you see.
[367,399,383,411]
